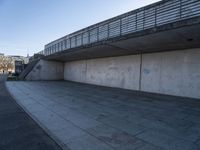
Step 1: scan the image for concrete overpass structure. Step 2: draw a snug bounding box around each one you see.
[24,0,200,99]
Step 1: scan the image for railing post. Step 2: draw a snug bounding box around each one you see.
[59,43,60,51]
[58,43,60,51]
[59,42,60,52]
[60,42,62,51]
[87,30,90,44]
[69,38,71,49]
[81,33,83,46]
[75,35,77,47]
[65,39,67,49]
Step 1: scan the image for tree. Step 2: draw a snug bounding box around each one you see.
[0,56,14,73]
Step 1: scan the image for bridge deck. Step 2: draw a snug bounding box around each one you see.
[44,18,200,62]
[38,0,200,61]
[6,81,200,150]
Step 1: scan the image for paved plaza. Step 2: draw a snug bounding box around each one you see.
[0,75,62,150]
[6,81,200,150]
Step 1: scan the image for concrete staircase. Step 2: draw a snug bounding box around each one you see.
[19,59,39,80]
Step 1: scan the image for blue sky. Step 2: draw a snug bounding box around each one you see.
[0,0,159,56]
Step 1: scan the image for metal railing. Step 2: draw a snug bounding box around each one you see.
[42,0,200,56]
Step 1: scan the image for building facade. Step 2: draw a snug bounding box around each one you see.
[0,54,29,74]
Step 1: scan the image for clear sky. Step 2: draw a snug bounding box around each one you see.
[0,0,159,56]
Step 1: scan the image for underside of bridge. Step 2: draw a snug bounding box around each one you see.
[44,17,200,62]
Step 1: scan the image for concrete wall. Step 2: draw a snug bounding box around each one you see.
[141,49,200,99]
[26,60,64,80]
[64,55,141,90]
[64,48,200,99]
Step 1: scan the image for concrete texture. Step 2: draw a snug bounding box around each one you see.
[64,60,87,83]
[26,60,64,81]
[6,81,200,150]
[141,48,200,99]
[64,48,200,99]
[65,55,141,90]
[0,75,62,150]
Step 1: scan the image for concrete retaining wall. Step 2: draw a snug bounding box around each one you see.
[141,49,200,98]
[26,60,64,81]
[64,48,200,99]
[65,55,141,90]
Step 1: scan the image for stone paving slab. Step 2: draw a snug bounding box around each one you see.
[0,78,63,150]
[6,81,200,150]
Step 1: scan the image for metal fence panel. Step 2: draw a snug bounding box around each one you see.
[99,25,108,40]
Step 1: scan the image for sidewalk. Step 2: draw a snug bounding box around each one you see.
[6,81,200,150]
[0,76,63,150]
